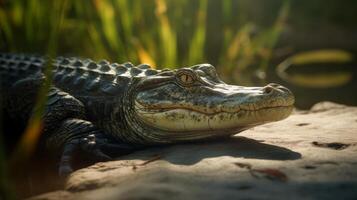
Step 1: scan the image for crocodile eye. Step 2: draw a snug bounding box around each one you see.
[176,71,196,86]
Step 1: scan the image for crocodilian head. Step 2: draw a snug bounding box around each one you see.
[129,64,294,144]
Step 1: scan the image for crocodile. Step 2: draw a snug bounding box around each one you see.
[0,53,294,175]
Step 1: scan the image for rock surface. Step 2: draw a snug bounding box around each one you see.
[30,102,357,200]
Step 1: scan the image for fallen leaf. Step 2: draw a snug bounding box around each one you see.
[312,141,350,150]
[234,162,252,169]
[132,154,162,171]
[251,168,288,182]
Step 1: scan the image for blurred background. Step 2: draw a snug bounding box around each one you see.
[1,0,357,109]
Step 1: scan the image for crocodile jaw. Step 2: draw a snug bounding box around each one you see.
[135,102,293,133]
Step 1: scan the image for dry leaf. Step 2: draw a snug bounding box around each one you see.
[251,168,288,182]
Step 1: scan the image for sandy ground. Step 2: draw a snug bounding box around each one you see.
[29,102,357,200]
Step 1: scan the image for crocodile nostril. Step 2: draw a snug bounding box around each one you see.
[263,86,274,94]
[268,83,281,87]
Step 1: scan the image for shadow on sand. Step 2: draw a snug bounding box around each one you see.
[121,136,302,165]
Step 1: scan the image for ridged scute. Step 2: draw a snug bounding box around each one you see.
[99,60,110,65]
[115,75,131,86]
[60,58,71,65]
[73,76,86,87]
[87,62,98,69]
[123,62,134,68]
[130,67,142,76]
[145,69,158,76]
[53,72,63,82]
[0,53,45,86]
[75,67,86,74]
[1,53,167,97]
[137,64,151,69]
[99,64,111,72]
[115,65,128,74]
[64,66,75,73]
[100,73,115,81]
[62,73,76,83]
[73,60,83,67]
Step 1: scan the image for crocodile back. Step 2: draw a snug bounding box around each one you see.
[52,57,158,97]
[0,53,161,97]
[0,53,163,127]
[0,53,45,88]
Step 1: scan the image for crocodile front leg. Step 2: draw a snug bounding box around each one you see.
[50,119,135,176]
[6,79,135,176]
[41,88,137,176]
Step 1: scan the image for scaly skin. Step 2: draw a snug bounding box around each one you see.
[0,53,294,175]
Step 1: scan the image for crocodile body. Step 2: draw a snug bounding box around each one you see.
[0,53,294,175]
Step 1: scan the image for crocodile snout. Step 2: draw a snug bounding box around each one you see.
[262,83,295,107]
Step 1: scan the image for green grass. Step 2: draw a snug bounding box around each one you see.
[0,0,290,83]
